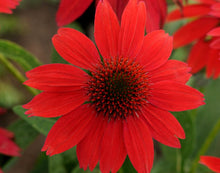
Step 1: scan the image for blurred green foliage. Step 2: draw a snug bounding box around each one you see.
[13,106,56,136]
[0,15,23,37]
[0,82,23,108]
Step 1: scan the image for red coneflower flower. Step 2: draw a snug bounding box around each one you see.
[0,128,20,173]
[167,0,220,78]
[0,0,21,14]
[0,108,20,173]
[0,128,20,157]
[200,156,220,173]
[23,0,205,172]
[56,0,167,33]
[0,127,20,173]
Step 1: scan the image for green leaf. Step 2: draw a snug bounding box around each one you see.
[49,148,78,173]
[51,48,69,64]
[120,157,136,173]
[0,39,41,71]
[196,164,212,173]
[175,112,195,159]
[13,105,56,136]
[66,22,84,34]
[71,166,100,173]
[173,111,195,173]
[61,148,78,172]
[49,155,67,173]
[161,111,195,173]
[8,120,38,149]
[195,79,220,157]
[161,143,177,163]
[170,46,190,62]
[31,153,48,173]
[151,159,174,173]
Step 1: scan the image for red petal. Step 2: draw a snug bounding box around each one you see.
[100,119,127,173]
[144,0,167,32]
[148,81,205,111]
[167,4,211,21]
[52,28,100,70]
[0,168,3,173]
[94,0,120,59]
[208,27,220,36]
[24,64,88,92]
[206,47,220,78]
[144,104,185,139]
[187,38,210,73]
[0,134,20,156]
[42,105,96,156]
[77,115,107,171]
[23,91,88,118]
[56,0,93,27]
[118,0,146,58]
[209,3,220,17]
[107,0,129,21]
[137,30,173,71]
[141,104,185,148]
[123,116,154,173]
[210,38,220,49]
[173,17,219,48]
[0,0,20,14]
[200,156,220,172]
[149,60,191,84]
[0,127,14,138]
[194,0,216,4]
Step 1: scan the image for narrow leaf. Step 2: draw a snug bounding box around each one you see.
[13,105,56,136]
[0,39,41,71]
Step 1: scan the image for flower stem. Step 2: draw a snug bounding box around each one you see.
[189,119,220,173]
[0,54,38,96]
[176,149,182,173]
[118,169,124,173]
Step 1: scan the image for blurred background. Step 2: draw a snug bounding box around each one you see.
[0,0,219,173]
[0,0,95,172]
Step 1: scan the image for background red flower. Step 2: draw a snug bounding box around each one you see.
[167,0,220,78]
[56,0,167,33]
[0,0,21,14]
[0,111,20,173]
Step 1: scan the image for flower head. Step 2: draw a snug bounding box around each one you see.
[200,156,220,173]
[24,0,205,172]
[56,0,167,33]
[0,0,21,14]
[167,0,220,78]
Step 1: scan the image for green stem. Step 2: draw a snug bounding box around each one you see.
[118,168,123,173]
[176,149,182,173]
[189,119,220,173]
[0,54,38,96]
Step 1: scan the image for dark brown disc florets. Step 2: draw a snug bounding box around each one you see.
[87,57,149,120]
